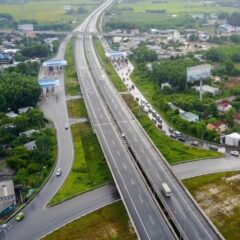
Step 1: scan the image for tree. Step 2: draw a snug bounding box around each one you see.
[0,73,41,112]
[133,45,158,63]
[224,108,236,128]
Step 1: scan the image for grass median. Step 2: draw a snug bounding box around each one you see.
[183,171,240,240]
[43,201,136,240]
[122,94,221,164]
[49,122,112,205]
[65,38,81,96]
[67,99,88,118]
[93,37,127,92]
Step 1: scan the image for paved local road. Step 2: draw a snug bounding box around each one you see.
[173,156,240,179]
[0,7,120,240]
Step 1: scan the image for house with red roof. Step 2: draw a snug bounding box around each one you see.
[207,121,228,133]
[217,100,232,113]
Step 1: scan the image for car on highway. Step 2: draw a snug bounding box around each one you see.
[209,145,218,151]
[162,183,172,197]
[230,150,239,156]
[170,133,176,138]
[190,141,199,146]
[178,136,186,142]
[65,123,69,129]
[16,211,24,221]
[56,168,62,176]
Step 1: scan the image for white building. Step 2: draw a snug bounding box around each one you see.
[193,85,220,95]
[220,132,240,147]
[180,111,199,123]
[218,24,240,33]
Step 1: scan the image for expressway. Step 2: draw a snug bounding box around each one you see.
[74,0,177,239]
[83,2,224,240]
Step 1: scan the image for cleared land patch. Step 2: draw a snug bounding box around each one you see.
[43,201,137,240]
[184,172,240,240]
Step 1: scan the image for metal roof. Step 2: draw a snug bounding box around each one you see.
[42,59,67,67]
[38,79,60,87]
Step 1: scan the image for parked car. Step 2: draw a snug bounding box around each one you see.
[178,136,186,142]
[209,145,218,151]
[170,133,176,138]
[230,151,239,156]
[16,212,24,221]
[56,168,62,176]
[190,141,199,146]
[169,127,174,133]
[157,123,162,129]
[175,131,181,137]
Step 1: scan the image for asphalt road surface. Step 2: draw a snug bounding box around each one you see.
[84,4,223,240]
[173,156,240,179]
[0,9,119,240]
[74,1,177,239]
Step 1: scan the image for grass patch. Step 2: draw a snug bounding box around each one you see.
[0,0,98,23]
[67,99,88,118]
[43,201,136,240]
[183,171,240,240]
[49,122,112,205]
[65,38,81,96]
[93,37,127,92]
[122,94,221,164]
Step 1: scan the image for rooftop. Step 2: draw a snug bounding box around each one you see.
[42,59,67,67]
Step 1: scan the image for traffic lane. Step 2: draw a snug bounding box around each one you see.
[173,156,240,180]
[118,120,221,240]
[94,123,175,240]
[76,37,175,239]
[85,33,218,238]
[4,184,119,240]
[85,40,133,122]
[75,42,111,125]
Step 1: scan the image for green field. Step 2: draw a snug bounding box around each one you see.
[43,201,137,240]
[105,0,240,30]
[49,122,112,205]
[65,38,81,96]
[94,37,127,92]
[67,99,88,118]
[184,172,240,240]
[122,94,221,164]
[0,0,99,23]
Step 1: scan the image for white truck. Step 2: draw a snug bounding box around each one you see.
[162,183,172,197]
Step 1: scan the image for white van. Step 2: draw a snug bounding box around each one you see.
[162,183,172,197]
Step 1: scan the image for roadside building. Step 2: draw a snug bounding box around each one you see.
[19,129,39,137]
[24,141,37,151]
[0,52,13,64]
[220,132,240,146]
[218,24,240,33]
[18,106,32,114]
[207,121,228,133]
[0,180,16,217]
[180,111,199,123]
[193,85,220,96]
[6,111,18,119]
[161,82,172,90]
[217,100,232,113]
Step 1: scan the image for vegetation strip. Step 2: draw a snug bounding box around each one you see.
[93,37,127,92]
[122,94,221,164]
[65,38,81,96]
[43,201,136,240]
